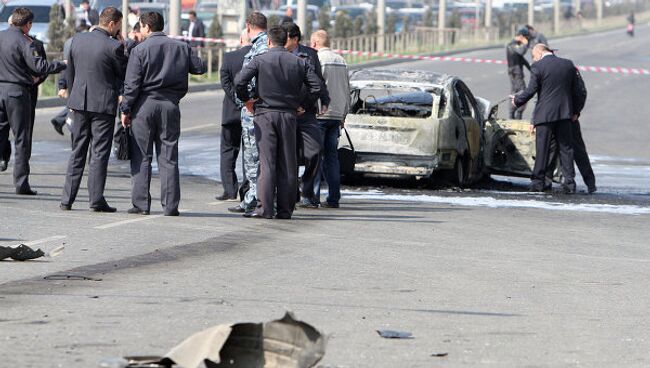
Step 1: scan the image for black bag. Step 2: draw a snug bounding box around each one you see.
[116,126,131,161]
[338,127,356,176]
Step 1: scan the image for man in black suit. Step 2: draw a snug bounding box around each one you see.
[78,0,99,27]
[216,30,252,201]
[187,11,205,48]
[121,12,206,216]
[60,7,127,212]
[0,8,66,192]
[282,22,330,208]
[513,44,582,193]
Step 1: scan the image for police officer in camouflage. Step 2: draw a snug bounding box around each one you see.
[228,12,268,215]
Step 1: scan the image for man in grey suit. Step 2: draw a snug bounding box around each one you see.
[121,12,205,216]
[60,7,127,212]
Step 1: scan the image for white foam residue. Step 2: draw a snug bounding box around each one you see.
[342,191,650,215]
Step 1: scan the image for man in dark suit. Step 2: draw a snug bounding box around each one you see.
[282,22,330,208]
[121,11,206,216]
[513,44,582,193]
[235,26,321,219]
[0,8,66,192]
[216,30,252,201]
[78,0,99,27]
[187,11,205,48]
[60,7,127,212]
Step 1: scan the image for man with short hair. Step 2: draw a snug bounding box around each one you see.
[216,30,252,201]
[512,43,582,193]
[0,8,66,192]
[282,22,329,209]
[525,25,548,48]
[187,10,206,48]
[311,29,349,208]
[235,26,321,219]
[78,0,99,27]
[506,28,530,119]
[228,12,268,215]
[60,7,127,212]
[121,12,206,216]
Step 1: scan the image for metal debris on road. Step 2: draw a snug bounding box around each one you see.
[376,330,414,339]
[44,275,103,281]
[0,244,45,261]
[431,352,449,357]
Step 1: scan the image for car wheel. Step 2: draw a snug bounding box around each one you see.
[444,155,468,187]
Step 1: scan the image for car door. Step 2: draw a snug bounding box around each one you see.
[452,82,482,179]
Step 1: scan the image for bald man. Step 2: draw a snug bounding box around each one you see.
[216,30,253,201]
[512,44,583,194]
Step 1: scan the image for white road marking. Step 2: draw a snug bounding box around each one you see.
[94,215,163,229]
[24,235,67,246]
[181,123,217,133]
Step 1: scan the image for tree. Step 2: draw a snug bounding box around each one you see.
[401,15,412,33]
[318,5,331,32]
[386,13,398,34]
[365,9,378,35]
[208,13,223,39]
[334,11,353,38]
[423,7,434,27]
[46,5,66,52]
[305,13,314,41]
[353,16,364,36]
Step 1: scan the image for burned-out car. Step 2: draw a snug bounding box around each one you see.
[339,69,536,184]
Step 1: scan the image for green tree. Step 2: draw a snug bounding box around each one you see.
[352,16,363,36]
[208,13,223,39]
[401,15,411,32]
[423,7,434,27]
[365,9,378,35]
[318,5,331,32]
[448,9,462,28]
[386,13,398,34]
[305,13,314,41]
[46,5,65,52]
[334,11,353,38]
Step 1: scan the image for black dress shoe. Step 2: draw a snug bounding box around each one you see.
[215,193,238,201]
[320,202,339,208]
[90,203,117,213]
[228,205,245,213]
[16,188,37,195]
[0,160,7,172]
[587,185,597,194]
[127,207,150,215]
[243,211,272,219]
[164,209,180,216]
[50,119,64,136]
[60,204,71,211]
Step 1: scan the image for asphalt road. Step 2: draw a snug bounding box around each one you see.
[1,27,649,367]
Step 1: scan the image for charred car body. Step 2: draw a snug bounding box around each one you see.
[340,69,537,185]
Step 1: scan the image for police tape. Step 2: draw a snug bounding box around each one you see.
[167,35,650,76]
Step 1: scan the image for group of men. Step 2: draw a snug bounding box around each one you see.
[217,13,350,219]
[0,6,205,215]
[507,27,596,194]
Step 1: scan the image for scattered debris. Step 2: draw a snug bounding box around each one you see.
[44,275,102,281]
[376,330,413,339]
[103,312,326,368]
[0,244,64,261]
[431,352,449,357]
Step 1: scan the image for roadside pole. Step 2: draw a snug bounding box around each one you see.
[297,0,306,38]
[169,0,181,36]
[553,0,560,34]
[378,0,385,53]
[485,0,492,29]
[596,0,603,24]
[574,0,581,15]
[438,0,446,46]
[528,0,534,25]
[65,0,72,21]
[121,0,128,37]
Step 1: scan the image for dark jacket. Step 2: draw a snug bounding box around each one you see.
[121,32,206,114]
[506,39,530,75]
[514,54,582,125]
[294,44,330,114]
[220,45,252,125]
[188,19,206,48]
[0,27,65,87]
[78,8,99,27]
[29,36,49,88]
[235,46,321,115]
[66,28,127,116]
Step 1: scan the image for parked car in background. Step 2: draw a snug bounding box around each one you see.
[0,0,57,43]
[90,0,121,13]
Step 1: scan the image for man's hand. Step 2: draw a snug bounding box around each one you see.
[571,114,579,122]
[118,95,123,104]
[529,124,536,135]
[509,94,516,107]
[121,114,131,128]
[57,89,68,99]
[297,106,305,117]
[244,99,257,114]
[319,105,328,115]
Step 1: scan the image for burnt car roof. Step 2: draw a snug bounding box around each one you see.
[350,69,450,86]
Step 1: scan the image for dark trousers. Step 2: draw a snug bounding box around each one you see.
[254,111,298,219]
[130,98,181,214]
[508,71,526,119]
[546,120,596,189]
[61,110,114,207]
[314,119,342,205]
[532,120,575,190]
[52,107,69,127]
[297,113,322,202]
[220,123,242,197]
[0,83,33,191]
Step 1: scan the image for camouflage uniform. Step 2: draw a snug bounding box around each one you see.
[237,31,268,211]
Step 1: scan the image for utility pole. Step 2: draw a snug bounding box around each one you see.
[378,0,385,53]
[121,0,128,36]
[169,0,181,36]
[553,0,560,34]
[574,0,581,14]
[528,0,534,26]
[297,0,307,37]
[485,0,492,29]
[438,0,446,45]
[595,0,603,24]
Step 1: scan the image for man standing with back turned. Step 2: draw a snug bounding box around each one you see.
[0,7,66,194]
[121,12,206,216]
[235,26,321,219]
[512,44,582,194]
[60,7,127,212]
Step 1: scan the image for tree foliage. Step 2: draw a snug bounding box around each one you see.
[365,9,378,35]
[208,13,223,38]
[318,5,331,32]
[423,7,434,27]
[352,16,363,35]
[334,11,353,38]
[386,13,398,34]
[46,5,69,52]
